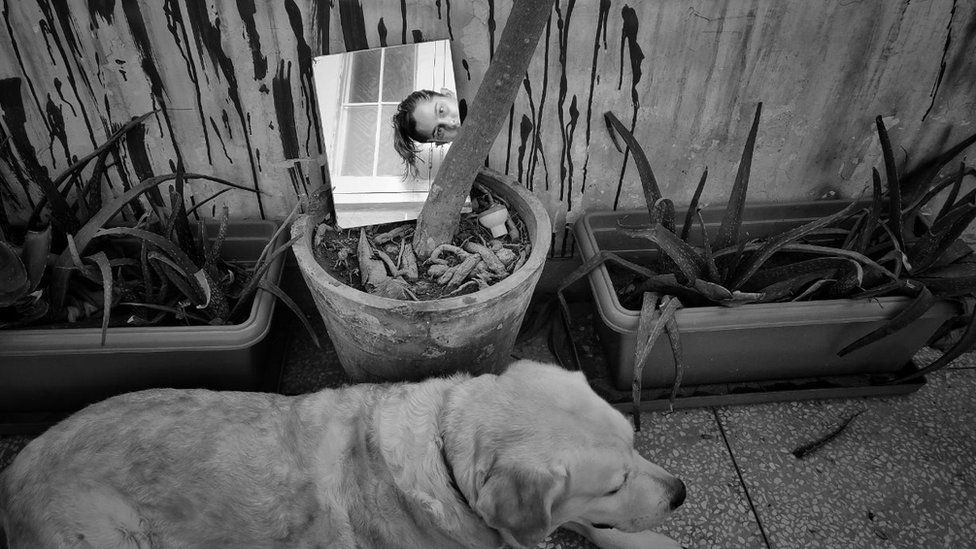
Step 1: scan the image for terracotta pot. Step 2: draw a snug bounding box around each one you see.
[291,168,551,381]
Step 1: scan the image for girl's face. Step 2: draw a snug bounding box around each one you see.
[412,89,461,144]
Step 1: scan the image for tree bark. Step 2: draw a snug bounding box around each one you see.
[412,0,556,259]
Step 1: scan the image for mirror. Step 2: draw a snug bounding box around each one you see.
[313,40,459,228]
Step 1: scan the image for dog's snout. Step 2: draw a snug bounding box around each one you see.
[669,479,686,510]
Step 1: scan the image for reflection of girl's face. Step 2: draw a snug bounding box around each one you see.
[412,89,461,144]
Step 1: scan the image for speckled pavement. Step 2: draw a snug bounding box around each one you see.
[2,268,975,549]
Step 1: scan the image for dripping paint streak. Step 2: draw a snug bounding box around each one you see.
[221,110,233,138]
[236,0,268,80]
[312,0,332,56]
[412,29,424,42]
[54,78,78,117]
[461,58,470,80]
[273,60,301,160]
[555,0,578,203]
[923,0,955,121]
[378,17,388,46]
[183,0,265,217]
[120,0,184,166]
[163,0,212,165]
[445,0,453,40]
[486,0,496,59]
[87,0,116,26]
[520,77,537,188]
[45,94,71,168]
[2,1,50,133]
[580,0,611,195]
[339,0,368,50]
[613,4,644,211]
[527,15,552,192]
[209,117,233,163]
[0,78,53,205]
[517,114,532,183]
[285,0,324,155]
[400,0,407,45]
[48,0,97,101]
[39,20,58,65]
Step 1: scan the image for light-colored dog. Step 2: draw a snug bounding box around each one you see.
[0,360,685,549]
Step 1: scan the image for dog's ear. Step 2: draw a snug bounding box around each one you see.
[474,465,562,548]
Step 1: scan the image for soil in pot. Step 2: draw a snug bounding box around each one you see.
[312,185,532,301]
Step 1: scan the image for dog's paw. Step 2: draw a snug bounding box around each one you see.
[562,521,683,549]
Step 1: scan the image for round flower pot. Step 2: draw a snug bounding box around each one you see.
[290,168,551,381]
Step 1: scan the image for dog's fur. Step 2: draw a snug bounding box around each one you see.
[0,360,684,548]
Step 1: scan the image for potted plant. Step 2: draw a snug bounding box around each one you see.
[290,0,555,381]
[0,114,316,415]
[563,103,976,419]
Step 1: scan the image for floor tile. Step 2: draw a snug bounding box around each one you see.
[717,366,976,549]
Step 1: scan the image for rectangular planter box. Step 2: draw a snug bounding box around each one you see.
[0,220,285,413]
[574,201,960,391]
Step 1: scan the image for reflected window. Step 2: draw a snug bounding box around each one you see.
[338,47,417,178]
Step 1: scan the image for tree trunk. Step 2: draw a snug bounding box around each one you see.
[412,0,556,259]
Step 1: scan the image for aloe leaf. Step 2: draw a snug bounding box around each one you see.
[0,241,28,307]
[892,296,976,383]
[838,286,935,357]
[187,187,232,216]
[936,163,966,221]
[696,210,721,281]
[741,257,853,292]
[900,130,976,204]
[622,224,705,284]
[714,102,762,250]
[680,168,708,242]
[691,279,733,302]
[78,148,110,219]
[660,297,684,410]
[632,292,664,431]
[51,172,256,309]
[205,205,231,269]
[86,251,113,346]
[876,116,904,247]
[258,280,321,349]
[118,301,210,324]
[915,257,976,297]
[904,165,976,217]
[729,198,863,289]
[257,202,302,268]
[95,227,209,306]
[759,271,836,302]
[658,198,676,233]
[604,111,663,217]
[910,201,976,272]
[228,232,303,319]
[717,241,899,282]
[22,224,51,291]
[856,169,885,253]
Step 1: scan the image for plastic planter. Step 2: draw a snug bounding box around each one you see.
[291,168,551,381]
[574,201,959,391]
[0,220,286,413]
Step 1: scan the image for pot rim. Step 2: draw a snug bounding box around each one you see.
[291,167,552,311]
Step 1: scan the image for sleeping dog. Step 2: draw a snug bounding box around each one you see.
[0,360,685,548]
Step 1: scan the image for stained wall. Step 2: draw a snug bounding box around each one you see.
[1,1,973,254]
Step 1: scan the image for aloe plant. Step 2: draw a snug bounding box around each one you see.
[558,104,976,423]
[0,114,319,349]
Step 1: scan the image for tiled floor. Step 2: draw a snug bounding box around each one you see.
[2,269,975,548]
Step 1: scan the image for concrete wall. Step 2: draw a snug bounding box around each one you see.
[1,0,973,254]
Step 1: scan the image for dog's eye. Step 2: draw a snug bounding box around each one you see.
[605,473,628,495]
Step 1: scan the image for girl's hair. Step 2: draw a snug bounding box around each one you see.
[392,89,441,178]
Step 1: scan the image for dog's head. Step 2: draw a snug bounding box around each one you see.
[449,360,685,548]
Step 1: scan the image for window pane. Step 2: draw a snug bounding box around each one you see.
[377,105,405,176]
[348,49,381,103]
[382,46,416,102]
[341,106,377,176]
